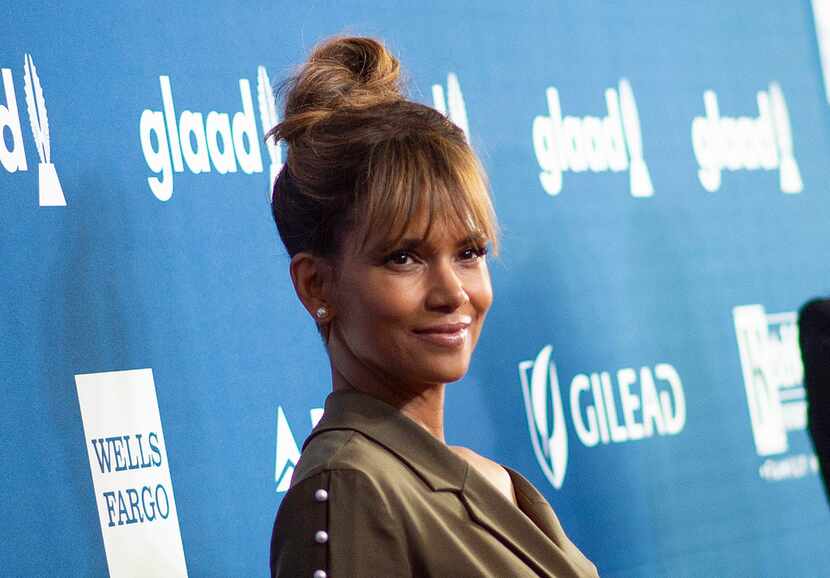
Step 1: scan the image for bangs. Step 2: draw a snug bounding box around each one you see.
[349,136,500,257]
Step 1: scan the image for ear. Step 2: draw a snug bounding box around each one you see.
[289,251,334,321]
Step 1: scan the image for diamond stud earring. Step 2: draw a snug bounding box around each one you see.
[315,306,328,319]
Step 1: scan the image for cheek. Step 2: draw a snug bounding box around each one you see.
[469,268,494,316]
[367,277,421,319]
[343,275,421,341]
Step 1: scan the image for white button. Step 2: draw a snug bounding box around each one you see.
[314,530,329,544]
[313,570,327,578]
[314,489,328,502]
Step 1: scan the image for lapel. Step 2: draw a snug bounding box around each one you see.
[503,465,565,542]
[460,462,590,577]
[304,390,587,577]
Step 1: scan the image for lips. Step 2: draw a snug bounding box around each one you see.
[412,322,471,334]
[412,321,471,348]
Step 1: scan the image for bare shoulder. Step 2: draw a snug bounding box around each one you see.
[448,445,517,505]
[448,445,494,467]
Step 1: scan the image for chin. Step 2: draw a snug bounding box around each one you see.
[392,338,475,385]
[421,361,470,385]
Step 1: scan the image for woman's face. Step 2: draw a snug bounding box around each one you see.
[329,212,493,392]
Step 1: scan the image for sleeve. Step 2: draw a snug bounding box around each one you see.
[270,469,412,578]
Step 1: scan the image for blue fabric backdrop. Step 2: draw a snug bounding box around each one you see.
[2,1,829,576]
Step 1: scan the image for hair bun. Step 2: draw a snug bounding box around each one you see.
[270,36,405,145]
[268,32,499,307]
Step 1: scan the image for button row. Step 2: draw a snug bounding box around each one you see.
[313,487,328,578]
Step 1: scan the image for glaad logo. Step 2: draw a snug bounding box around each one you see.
[275,405,323,492]
[692,83,801,193]
[257,65,283,202]
[733,305,818,482]
[812,0,830,105]
[139,66,283,202]
[432,72,470,143]
[0,54,66,206]
[75,368,188,577]
[532,79,654,198]
[519,345,686,489]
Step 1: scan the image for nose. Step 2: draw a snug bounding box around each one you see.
[425,258,470,311]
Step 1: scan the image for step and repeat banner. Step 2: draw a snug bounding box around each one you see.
[2,1,829,576]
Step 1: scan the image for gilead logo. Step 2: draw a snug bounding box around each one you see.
[532,79,654,198]
[691,83,801,193]
[519,345,686,489]
[139,66,282,202]
[76,368,187,578]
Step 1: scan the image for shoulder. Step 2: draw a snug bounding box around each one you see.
[799,299,830,370]
[448,445,516,503]
[276,430,409,536]
[294,428,407,480]
[272,435,413,578]
[800,298,830,334]
[448,445,504,476]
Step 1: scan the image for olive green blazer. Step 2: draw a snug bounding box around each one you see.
[270,389,598,578]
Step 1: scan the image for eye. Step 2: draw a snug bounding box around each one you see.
[384,250,417,266]
[460,245,488,261]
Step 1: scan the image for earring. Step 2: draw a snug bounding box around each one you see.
[315,306,328,319]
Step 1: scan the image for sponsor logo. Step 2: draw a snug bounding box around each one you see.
[692,83,801,193]
[75,368,187,577]
[532,79,654,198]
[432,72,470,142]
[275,405,323,492]
[733,304,819,482]
[139,66,283,202]
[140,67,464,203]
[257,66,282,202]
[1,54,66,206]
[519,345,685,489]
[812,0,830,105]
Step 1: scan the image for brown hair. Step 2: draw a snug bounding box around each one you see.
[266,35,500,336]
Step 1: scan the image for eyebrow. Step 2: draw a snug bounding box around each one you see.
[394,233,488,251]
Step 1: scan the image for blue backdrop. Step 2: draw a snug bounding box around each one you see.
[2,1,829,576]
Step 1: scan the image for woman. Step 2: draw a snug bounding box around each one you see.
[267,35,598,578]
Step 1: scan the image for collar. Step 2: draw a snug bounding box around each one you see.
[302,388,469,492]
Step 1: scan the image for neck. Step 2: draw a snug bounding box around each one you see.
[326,322,448,442]
[330,365,447,443]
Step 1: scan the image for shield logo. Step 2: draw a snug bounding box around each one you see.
[518,345,569,489]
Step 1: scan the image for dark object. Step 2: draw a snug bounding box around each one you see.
[798,298,830,501]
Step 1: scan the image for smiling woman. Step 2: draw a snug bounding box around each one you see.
[266,35,598,578]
